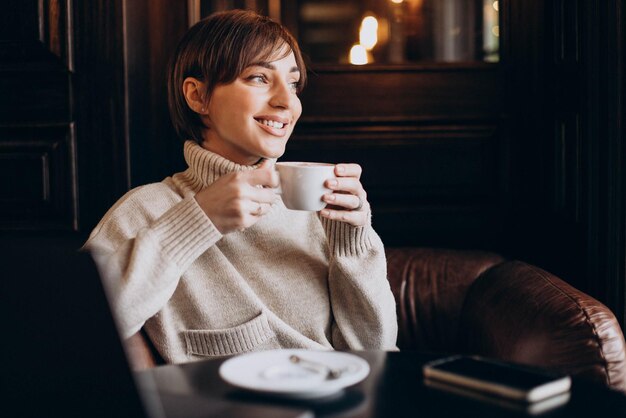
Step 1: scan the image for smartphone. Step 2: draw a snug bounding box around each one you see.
[422,355,571,403]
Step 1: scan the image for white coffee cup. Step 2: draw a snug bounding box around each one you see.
[275,162,336,211]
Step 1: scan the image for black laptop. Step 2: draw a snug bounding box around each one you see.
[2,236,311,418]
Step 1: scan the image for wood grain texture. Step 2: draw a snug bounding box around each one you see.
[299,64,500,121]
[0,0,76,231]
[0,125,77,230]
[71,0,130,231]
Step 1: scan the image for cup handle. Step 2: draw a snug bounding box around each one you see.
[274,170,282,195]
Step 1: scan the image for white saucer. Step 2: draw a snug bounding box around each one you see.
[219,349,370,399]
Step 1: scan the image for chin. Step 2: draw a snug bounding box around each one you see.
[261,145,287,160]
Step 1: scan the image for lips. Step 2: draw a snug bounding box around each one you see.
[256,118,285,129]
[254,116,290,137]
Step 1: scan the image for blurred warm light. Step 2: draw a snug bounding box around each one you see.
[492,25,500,37]
[359,16,379,50]
[492,1,499,11]
[390,0,404,3]
[349,44,368,65]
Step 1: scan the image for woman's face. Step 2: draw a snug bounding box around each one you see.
[201,48,302,165]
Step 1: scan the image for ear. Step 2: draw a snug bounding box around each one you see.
[182,77,208,115]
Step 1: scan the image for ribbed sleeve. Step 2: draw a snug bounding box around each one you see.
[320,211,398,350]
[320,216,375,257]
[151,197,222,269]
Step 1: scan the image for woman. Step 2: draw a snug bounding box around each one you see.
[84,9,397,364]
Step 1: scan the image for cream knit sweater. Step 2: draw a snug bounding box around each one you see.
[84,141,397,363]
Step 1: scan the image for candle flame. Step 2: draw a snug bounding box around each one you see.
[349,44,368,65]
[359,16,379,50]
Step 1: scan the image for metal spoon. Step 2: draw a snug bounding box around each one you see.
[289,354,344,380]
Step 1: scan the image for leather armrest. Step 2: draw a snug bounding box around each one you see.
[386,248,505,351]
[459,260,626,391]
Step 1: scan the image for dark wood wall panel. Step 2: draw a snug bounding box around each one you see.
[0,1,39,40]
[124,0,189,187]
[290,60,503,248]
[0,71,71,124]
[503,0,625,326]
[552,114,581,222]
[285,123,502,247]
[299,66,500,121]
[289,125,499,202]
[549,0,582,223]
[0,0,71,67]
[71,0,131,232]
[39,0,72,65]
[0,125,77,230]
[0,0,75,231]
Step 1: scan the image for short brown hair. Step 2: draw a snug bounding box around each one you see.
[167,9,307,143]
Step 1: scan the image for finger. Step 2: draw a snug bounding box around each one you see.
[241,201,269,225]
[325,177,363,196]
[334,163,362,179]
[248,186,279,204]
[319,207,367,227]
[323,193,362,210]
[251,202,271,217]
[247,161,279,188]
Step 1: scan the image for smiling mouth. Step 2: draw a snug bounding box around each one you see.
[255,118,287,129]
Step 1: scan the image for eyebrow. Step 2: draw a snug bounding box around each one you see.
[250,62,300,74]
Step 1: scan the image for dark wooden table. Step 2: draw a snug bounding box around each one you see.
[137,351,626,417]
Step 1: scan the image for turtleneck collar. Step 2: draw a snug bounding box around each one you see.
[183,140,263,188]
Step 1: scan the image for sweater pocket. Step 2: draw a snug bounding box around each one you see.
[183,311,278,357]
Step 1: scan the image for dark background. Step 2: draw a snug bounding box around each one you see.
[1,0,624,330]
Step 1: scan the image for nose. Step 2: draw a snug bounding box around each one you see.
[269,80,294,109]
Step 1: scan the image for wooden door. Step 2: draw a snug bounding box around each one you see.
[0,0,77,231]
[0,0,135,235]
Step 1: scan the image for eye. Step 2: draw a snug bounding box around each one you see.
[247,74,268,84]
[288,80,300,93]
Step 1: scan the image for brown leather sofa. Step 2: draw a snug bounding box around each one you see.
[126,247,626,392]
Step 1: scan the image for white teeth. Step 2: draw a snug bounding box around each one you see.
[259,119,284,129]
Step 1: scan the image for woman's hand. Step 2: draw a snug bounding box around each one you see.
[194,160,279,234]
[320,163,369,227]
